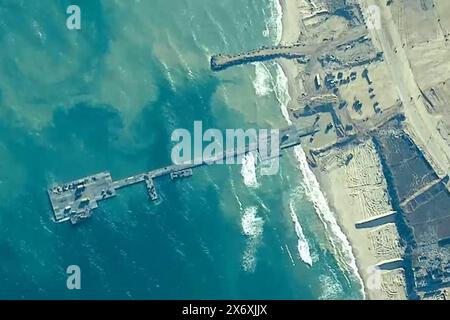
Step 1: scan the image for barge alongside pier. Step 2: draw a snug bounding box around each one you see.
[48,125,317,224]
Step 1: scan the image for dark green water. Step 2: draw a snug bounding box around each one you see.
[0,0,362,299]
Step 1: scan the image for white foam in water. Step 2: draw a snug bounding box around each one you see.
[273,63,292,125]
[32,20,47,43]
[252,62,272,97]
[271,60,366,297]
[293,145,366,298]
[252,0,365,298]
[266,0,292,125]
[288,199,313,267]
[272,0,283,44]
[285,244,296,267]
[241,152,259,188]
[161,61,176,92]
[230,175,244,211]
[254,193,270,213]
[241,206,264,238]
[263,0,283,44]
[241,206,264,273]
[319,274,345,300]
[242,247,257,273]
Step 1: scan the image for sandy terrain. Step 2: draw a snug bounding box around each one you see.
[279,0,303,109]
[338,63,399,123]
[315,139,406,299]
[387,0,450,176]
[280,0,301,45]
[272,0,450,300]
[361,0,450,178]
[278,0,409,299]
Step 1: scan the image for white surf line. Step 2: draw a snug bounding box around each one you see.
[241,151,259,188]
[285,244,296,267]
[241,206,264,273]
[265,0,365,297]
[230,173,244,212]
[273,63,292,124]
[273,61,366,298]
[293,145,366,298]
[252,62,273,97]
[271,0,283,44]
[269,50,313,268]
[288,198,313,267]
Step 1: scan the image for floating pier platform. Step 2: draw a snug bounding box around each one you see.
[145,176,158,201]
[48,125,318,224]
[47,172,116,224]
[170,169,193,181]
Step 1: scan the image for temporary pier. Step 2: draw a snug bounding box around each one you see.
[48,125,317,224]
[210,44,310,71]
[210,26,369,72]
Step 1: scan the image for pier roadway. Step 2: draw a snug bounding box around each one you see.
[210,26,368,71]
[48,125,317,224]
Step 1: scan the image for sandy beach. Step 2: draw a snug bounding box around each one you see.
[278,0,407,300]
[209,0,450,300]
[314,141,406,300]
[278,0,302,111]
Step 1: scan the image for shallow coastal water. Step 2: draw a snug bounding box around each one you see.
[0,0,362,299]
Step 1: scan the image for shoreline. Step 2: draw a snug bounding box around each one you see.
[278,0,301,112]
[276,0,408,299]
[277,0,369,299]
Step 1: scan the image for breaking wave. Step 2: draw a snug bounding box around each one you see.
[242,206,264,238]
[288,199,313,267]
[241,206,264,273]
[273,63,292,124]
[252,62,272,97]
[272,61,366,298]
[293,145,366,298]
[161,61,176,92]
[262,0,283,44]
[319,273,345,300]
[241,152,259,188]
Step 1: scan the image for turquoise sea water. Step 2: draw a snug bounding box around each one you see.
[0,0,362,299]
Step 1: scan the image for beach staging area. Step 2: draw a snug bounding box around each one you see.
[211,0,450,299]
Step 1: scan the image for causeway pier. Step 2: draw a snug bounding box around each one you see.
[210,26,369,72]
[210,44,310,71]
[48,125,317,224]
